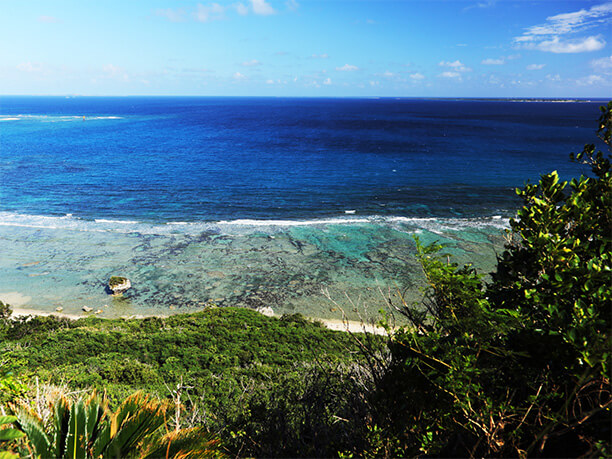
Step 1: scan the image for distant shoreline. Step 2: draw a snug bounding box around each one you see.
[1,95,607,102]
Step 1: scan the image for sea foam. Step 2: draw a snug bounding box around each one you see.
[0,114,124,122]
[0,211,510,237]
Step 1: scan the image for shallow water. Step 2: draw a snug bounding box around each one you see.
[0,216,507,321]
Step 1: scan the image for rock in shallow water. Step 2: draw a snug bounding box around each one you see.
[108,276,131,295]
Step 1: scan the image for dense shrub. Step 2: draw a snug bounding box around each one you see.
[0,307,376,456]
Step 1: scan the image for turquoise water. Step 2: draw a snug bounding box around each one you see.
[0,215,507,321]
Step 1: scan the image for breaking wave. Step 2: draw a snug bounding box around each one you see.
[0,211,510,236]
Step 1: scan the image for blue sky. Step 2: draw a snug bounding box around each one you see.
[1,0,611,97]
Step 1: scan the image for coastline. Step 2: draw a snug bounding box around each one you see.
[317,317,388,335]
[9,306,389,335]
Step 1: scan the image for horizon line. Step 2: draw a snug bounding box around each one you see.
[1,94,608,100]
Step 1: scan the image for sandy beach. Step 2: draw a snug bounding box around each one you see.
[315,318,388,335]
[9,305,389,335]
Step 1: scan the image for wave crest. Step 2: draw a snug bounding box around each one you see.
[0,211,510,236]
[0,115,124,122]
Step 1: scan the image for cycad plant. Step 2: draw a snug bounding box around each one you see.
[0,415,25,459]
[12,391,223,458]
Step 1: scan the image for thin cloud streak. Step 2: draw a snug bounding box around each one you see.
[515,2,612,53]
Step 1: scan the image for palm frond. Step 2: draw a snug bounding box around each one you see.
[140,427,226,459]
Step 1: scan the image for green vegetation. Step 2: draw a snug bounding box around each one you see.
[0,416,25,459]
[0,308,374,456]
[4,391,223,458]
[10,392,221,459]
[1,309,357,398]
[0,104,610,457]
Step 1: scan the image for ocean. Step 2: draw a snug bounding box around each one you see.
[0,96,603,320]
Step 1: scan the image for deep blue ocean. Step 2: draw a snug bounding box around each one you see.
[0,97,603,223]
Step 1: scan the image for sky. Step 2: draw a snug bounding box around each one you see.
[1,0,611,97]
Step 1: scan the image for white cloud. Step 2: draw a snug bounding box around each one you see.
[576,74,605,85]
[517,3,612,40]
[160,0,294,24]
[305,80,321,88]
[526,63,546,70]
[233,3,249,15]
[439,60,471,72]
[440,71,461,79]
[481,58,504,65]
[591,55,612,70]
[487,75,502,86]
[336,64,359,71]
[38,15,60,23]
[527,35,606,53]
[241,59,261,67]
[464,0,496,11]
[323,77,332,85]
[267,78,288,85]
[311,53,329,59]
[515,3,612,53]
[381,71,396,78]
[17,62,44,73]
[101,64,129,81]
[409,72,425,80]
[251,0,275,15]
[233,72,246,80]
[195,3,225,22]
[547,74,561,82]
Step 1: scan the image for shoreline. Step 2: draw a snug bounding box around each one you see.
[0,213,507,324]
[316,317,388,335]
[10,307,389,335]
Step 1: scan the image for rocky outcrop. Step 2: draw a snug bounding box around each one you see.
[256,306,274,317]
[108,276,131,295]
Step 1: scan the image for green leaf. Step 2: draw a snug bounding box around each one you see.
[0,430,25,441]
[65,399,87,459]
[0,418,17,427]
[15,413,51,459]
[52,396,71,459]
[104,393,167,457]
